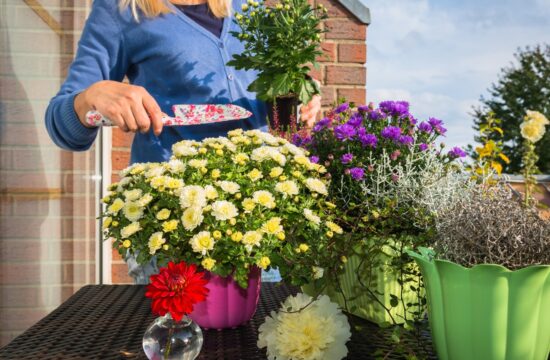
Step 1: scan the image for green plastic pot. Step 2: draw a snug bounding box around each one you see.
[303,243,422,325]
[408,249,550,360]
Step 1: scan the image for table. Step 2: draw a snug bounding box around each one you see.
[0,284,437,359]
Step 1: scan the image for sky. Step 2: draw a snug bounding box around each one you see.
[365,0,550,149]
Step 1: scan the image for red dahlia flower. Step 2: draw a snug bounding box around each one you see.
[145,261,209,321]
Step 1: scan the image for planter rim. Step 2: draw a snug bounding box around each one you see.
[407,248,550,274]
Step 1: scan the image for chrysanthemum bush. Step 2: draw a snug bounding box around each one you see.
[294,100,466,325]
[102,129,343,288]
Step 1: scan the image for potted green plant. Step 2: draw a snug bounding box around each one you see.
[227,0,327,132]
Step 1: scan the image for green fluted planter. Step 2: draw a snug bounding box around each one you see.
[304,243,422,325]
[408,249,550,360]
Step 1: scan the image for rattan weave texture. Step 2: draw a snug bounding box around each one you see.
[0,284,437,359]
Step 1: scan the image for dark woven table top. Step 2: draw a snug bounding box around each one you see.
[0,283,437,359]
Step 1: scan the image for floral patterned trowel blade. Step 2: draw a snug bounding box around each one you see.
[86,104,252,127]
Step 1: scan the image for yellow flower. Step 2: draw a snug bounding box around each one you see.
[525,110,549,127]
[248,168,263,181]
[326,221,343,234]
[108,198,125,214]
[200,167,208,174]
[279,175,287,181]
[325,201,336,209]
[520,120,545,143]
[326,230,334,238]
[165,177,183,189]
[341,255,347,263]
[211,169,221,179]
[123,201,144,222]
[123,189,142,201]
[112,221,119,227]
[226,229,233,235]
[215,149,224,156]
[304,178,328,195]
[129,163,145,175]
[190,231,215,255]
[102,217,112,230]
[188,159,208,168]
[162,219,179,233]
[172,143,198,157]
[252,190,276,209]
[211,200,239,221]
[122,240,131,248]
[258,256,271,270]
[204,185,219,200]
[299,244,309,252]
[162,244,169,251]
[292,170,302,178]
[156,208,171,220]
[242,231,262,252]
[269,167,284,178]
[228,128,243,136]
[293,155,310,167]
[121,222,141,238]
[303,208,321,225]
[213,230,222,239]
[241,3,249,11]
[235,193,242,199]
[201,257,216,270]
[242,198,256,212]
[102,195,111,204]
[217,180,240,194]
[275,180,299,197]
[233,153,249,165]
[312,266,324,279]
[138,194,153,206]
[179,185,207,208]
[261,217,283,235]
[229,218,237,225]
[276,232,285,240]
[181,206,204,231]
[231,231,243,242]
[198,147,207,154]
[148,232,166,255]
[166,159,186,173]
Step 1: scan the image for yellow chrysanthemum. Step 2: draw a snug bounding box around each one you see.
[156,208,171,220]
[217,181,240,194]
[242,198,256,212]
[121,222,141,238]
[520,120,546,143]
[258,256,271,270]
[166,159,186,173]
[303,208,321,225]
[326,230,334,238]
[138,194,153,207]
[248,168,263,181]
[326,221,343,234]
[212,230,222,239]
[148,232,166,255]
[129,163,145,175]
[211,200,239,221]
[304,178,328,195]
[162,219,179,233]
[242,230,262,252]
[269,167,284,178]
[102,217,112,230]
[525,110,549,127]
[108,198,125,214]
[204,185,219,200]
[188,159,208,168]
[165,177,183,189]
[172,143,198,157]
[252,190,276,209]
[181,206,204,231]
[276,232,285,240]
[211,169,221,179]
[231,231,243,242]
[275,180,299,197]
[299,243,309,252]
[312,266,324,279]
[179,185,207,208]
[261,217,283,235]
[123,189,142,201]
[201,258,216,271]
[233,152,250,165]
[122,240,131,248]
[228,128,244,137]
[189,231,214,255]
[123,201,144,222]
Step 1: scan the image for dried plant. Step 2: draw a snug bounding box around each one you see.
[433,184,550,269]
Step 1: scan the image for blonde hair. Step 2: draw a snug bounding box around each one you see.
[119,0,231,21]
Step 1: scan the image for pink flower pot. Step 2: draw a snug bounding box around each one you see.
[188,267,261,329]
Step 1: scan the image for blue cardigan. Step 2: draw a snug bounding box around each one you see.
[45,0,267,164]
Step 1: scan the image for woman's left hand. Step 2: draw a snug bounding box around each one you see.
[300,94,322,129]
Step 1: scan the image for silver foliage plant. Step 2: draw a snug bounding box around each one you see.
[432,183,550,269]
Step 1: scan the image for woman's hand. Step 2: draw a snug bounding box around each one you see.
[75,80,163,136]
[300,94,322,129]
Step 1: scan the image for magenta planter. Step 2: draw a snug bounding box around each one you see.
[189,267,261,329]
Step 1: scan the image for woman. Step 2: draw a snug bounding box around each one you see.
[45,0,321,283]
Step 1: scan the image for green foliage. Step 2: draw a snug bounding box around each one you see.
[472,44,550,173]
[227,0,327,104]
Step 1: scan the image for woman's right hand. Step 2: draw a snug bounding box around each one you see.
[74,80,163,136]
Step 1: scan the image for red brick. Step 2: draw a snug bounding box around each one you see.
[112,150,131,171]
[113,128,134,148]
[317,42,336,63]
[338,43,366,63]
[316,0,352,18]
[325,20,367,40]
[326,66,366,85]
[337,88,366,105]
[320,86,336,107]
[112,263,133,284]
[308,64,325,83]
[112,247,125,262]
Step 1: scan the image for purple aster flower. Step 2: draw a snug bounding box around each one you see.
[367,109,384,121]
[418,121,432,133]
[357,129,378,147]
[398,135,414,146]
[448,146,467,159]
[341,153,353,164]
[428,117,447,135]
[408,116,418,125]
[312,118,331,133]
[418,143,428,151]
[357,105,370,112]
[349,167,365,181]
[310,156,319,164]
[346,113,363,128]
[335,102,350,114]
[381,126,402,140]
[379,100,410,117]
[334,124,357,141]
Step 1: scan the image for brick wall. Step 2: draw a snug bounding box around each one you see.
[0,0,97,346]
[108,0,368,284]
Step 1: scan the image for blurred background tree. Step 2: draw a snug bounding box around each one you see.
[471,44,550,173]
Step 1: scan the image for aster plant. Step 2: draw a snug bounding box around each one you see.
[296,100,466,327]
[102,130,343,289]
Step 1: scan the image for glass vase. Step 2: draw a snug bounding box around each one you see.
[143,313,203,360]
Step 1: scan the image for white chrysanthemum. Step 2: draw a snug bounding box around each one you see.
[525,110,549,126]
[145,164,165,178]
[252,190,276,209]
[228,128,243,137]
[275,180,299,197]
[173,143,198,157]
[303,208,321,225]
[189,231,214,255]
[179,185,207,208]
[258,294,351,360]
[108,198,125,214]
[120,222,141,238]
[148,232,165,255]
[520,120,546,143]
[282,142,306,156]
[211,200,239,221]
[138,193,153,207]
[312,266,324,279]
[204,185,218,200]
[251,146,272,162]
[294,155,311,167]
[255,131,280,146]
[242,230,262,252]
[166,159,186,174]
[261,217,283,235]
[181,206,204,231]
[123,189,143,201]
[122,201,144,221]
[216,180,241,194]
[188,159,208,168]
[304,178,328,195]
[116,177,132,192]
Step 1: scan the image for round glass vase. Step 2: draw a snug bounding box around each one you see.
[143,313,203,360]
